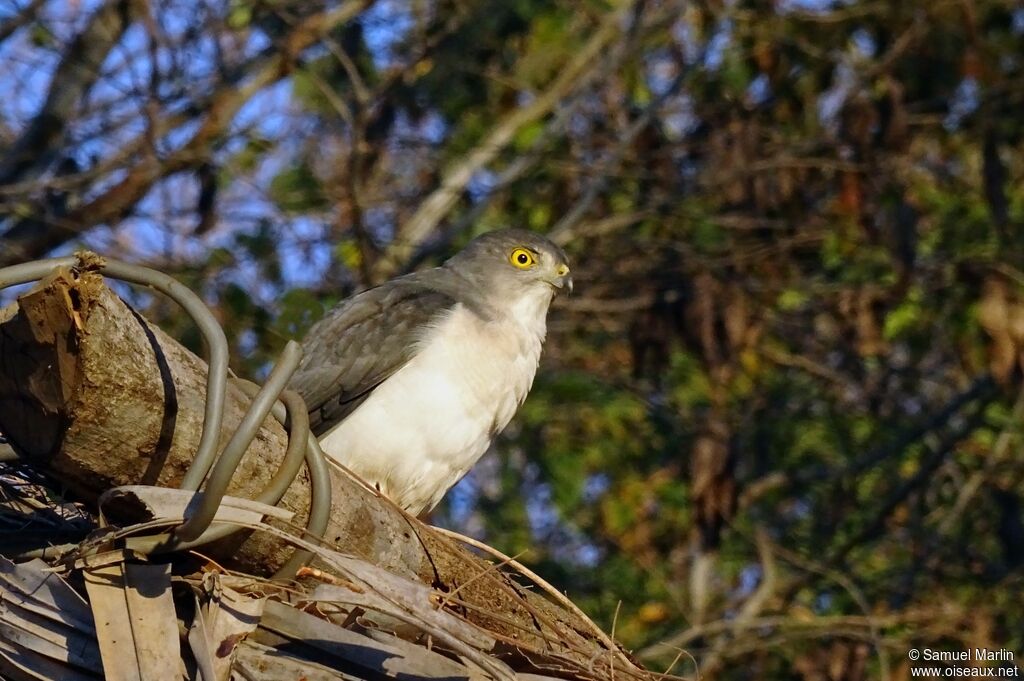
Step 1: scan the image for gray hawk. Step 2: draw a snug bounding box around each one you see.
[289,229,572,515]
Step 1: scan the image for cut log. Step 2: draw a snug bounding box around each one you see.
[0,260,625,672]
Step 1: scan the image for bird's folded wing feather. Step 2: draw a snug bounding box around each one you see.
[288,280,458,434]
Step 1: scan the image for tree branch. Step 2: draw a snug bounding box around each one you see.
[371,0,640,281]
[0,1,374,267]
[0,0,135,186]
[0,0,45,43]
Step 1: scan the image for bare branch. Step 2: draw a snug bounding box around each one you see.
[0,0,44,43]
[0,0,135,185]
[371,0,640,281]
[0,1,375,266]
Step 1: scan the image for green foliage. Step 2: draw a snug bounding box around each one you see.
[272,288,327,341]
[269,164,328,213]
[226,1,251,29]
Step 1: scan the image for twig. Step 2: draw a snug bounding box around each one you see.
[431,525,636,672]
[610,600,622,680]
[935,380,1024,534]
[438,550,527,609]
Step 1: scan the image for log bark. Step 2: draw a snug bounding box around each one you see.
[0,260,618,669]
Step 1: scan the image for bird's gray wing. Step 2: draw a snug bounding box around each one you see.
[289,279,458,435]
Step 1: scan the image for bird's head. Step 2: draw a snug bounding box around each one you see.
[444,229,572,306]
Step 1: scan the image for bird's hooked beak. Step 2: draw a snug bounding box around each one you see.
[552,263,573,295]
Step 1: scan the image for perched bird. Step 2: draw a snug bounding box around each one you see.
[289,229,571,515]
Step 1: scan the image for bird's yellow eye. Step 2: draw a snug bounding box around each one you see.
[509,247,536,269]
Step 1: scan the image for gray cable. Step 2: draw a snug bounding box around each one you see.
[232,382,310,506]
[2,256,331,579]
[0,256,229,492]
[230,382,333,578]
[173,341,302,543]
[273,431,332,579]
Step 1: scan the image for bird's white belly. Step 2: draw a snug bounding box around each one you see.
[318,303,545,515]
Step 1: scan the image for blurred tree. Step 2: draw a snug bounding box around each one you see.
[2,0,1024,678]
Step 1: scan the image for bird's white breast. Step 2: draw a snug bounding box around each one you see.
[318,293,549,515]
